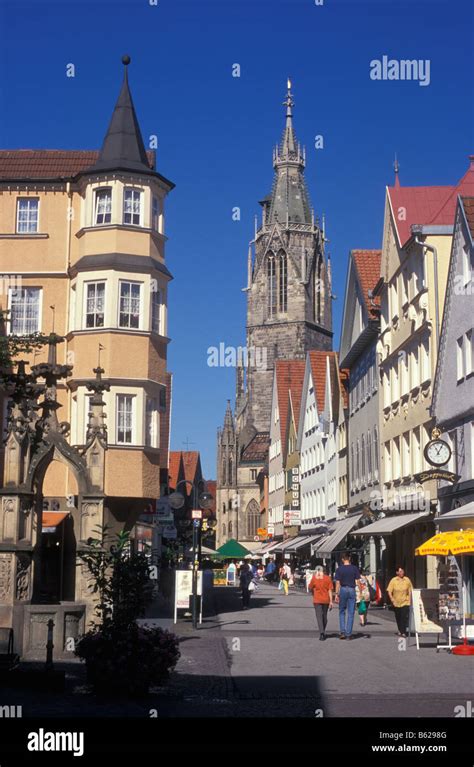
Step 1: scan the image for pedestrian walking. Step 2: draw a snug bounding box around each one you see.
[240,563,254,610]
[279,564,289,596]
[284,561,292,586]
[356,570,371,627]
[387,566,413,637]
[308,566,334,640]
[265,558,276,582]
[334,552,361,640]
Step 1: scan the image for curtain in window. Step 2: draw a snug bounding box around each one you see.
[10,287,40,334]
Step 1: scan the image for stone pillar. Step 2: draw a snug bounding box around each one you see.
[76,495,106,625]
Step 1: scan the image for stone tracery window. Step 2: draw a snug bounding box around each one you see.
[246,499,260,538]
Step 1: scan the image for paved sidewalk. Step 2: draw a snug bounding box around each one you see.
[212,582,473,717]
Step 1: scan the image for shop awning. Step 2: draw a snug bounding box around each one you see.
[351,511,430,536]
[259,539,283,554]
[284,534,322,552]
[42,512,69,531]
[313,514,363,555]
[436,502,474,531]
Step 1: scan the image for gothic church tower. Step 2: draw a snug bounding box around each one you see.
[217,82,333,545]
[238,80,332,432]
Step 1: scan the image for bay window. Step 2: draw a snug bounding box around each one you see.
[119,281,141,329]
[123,188,142,226]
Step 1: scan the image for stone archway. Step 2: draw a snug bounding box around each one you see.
[0,335,109,658]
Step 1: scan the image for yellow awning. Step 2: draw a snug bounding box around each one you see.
[415,530,474,556]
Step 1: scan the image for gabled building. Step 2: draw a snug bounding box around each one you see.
[340,249,382,513]
[297,351,339,530]
[268,359,305,539]
[432,195,474,514]
[360,159,474,586]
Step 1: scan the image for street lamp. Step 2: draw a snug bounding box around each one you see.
[169,480,213,629]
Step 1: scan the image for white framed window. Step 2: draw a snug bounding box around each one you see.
[421,338,430,383]
[392,436,401,480]
[116,394,135,444]
[373,426,379,480]
[402,432,410,477]
[152,196,161,231]
[151,288,161,333]
[94,188,112,225]
[410,347,420,389]
[470,422,474,479]
[16,198,39,233]
[85,281,105,328]
[457,336,465,381]
[466,329,473,376]
[9,287,41,334]
[119,281,141,329]
[123,188,142,226]
[412,427,422,474]
[145,397,159,448]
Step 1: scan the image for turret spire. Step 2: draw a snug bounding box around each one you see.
[89,56,152,175]
[267,79,312,226]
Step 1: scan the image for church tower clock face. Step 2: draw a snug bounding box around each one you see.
[424,439,451,467]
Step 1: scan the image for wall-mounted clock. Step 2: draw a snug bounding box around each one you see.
[424,437,451,467]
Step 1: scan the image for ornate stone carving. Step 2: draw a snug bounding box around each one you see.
[0,553,13,601]
[16,552,31,601]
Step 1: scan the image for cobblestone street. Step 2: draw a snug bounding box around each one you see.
[2,582,471,719]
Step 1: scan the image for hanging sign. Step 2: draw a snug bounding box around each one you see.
[414,470,460,484]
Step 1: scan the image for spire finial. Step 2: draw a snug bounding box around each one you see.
[283,77,294,117]
[393,153,400,188]
[122,54,131,66]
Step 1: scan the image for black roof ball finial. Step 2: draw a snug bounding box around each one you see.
[122,55,131,66]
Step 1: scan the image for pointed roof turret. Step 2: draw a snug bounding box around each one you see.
[224,399,234,430]
[268,79,312,226]
[88,56,153,175]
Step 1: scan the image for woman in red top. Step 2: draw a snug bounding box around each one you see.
[308,566,334,641]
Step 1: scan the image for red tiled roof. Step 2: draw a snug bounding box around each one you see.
[0,149,155,179]
[275,359,306,451]
[352,249,382,317]
[241,432,270,462]
[388,156,474,247]
[308,351,338,414]
[168,451,183,491]
[461,196,474,240]
[205,480,217,515]
[182,451,201,485]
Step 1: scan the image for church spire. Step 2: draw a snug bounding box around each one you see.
[268,79,312,226]
[224,399,234,430]
[89,56,152,175]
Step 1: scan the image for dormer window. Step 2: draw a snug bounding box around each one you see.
[94,188,112,225]
[123,188,142,226]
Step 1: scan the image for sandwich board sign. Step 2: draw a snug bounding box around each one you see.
[174,570,203,624]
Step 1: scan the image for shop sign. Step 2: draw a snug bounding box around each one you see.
[414,470,460,484]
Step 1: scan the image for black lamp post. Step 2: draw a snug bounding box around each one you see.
[169,481,213,629]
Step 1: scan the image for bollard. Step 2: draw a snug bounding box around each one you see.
[45,618,54,672]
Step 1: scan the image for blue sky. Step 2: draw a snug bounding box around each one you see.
[0,0,472,477]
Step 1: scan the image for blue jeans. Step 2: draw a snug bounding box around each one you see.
[338,586,356,636]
